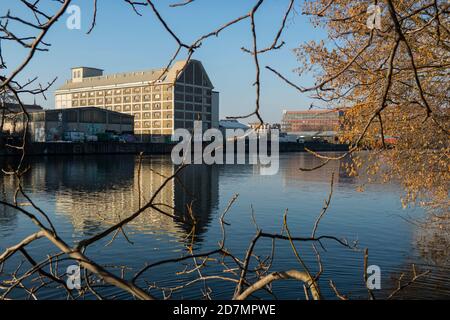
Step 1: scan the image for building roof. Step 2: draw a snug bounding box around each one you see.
[33,106,133,118]
[56,60,211,91]
[219,119,249,130]
[2,103,43,113]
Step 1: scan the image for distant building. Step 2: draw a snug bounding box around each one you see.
[8,107,133,142]
[248,122,281,131]
[248,122,271,130]
[54,60,219,142]
[281,109,343,142]
[248,122,281,138]
[1,103,43,135]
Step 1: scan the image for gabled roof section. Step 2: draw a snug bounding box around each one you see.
[165,60,214,88]
[192,60,214,89]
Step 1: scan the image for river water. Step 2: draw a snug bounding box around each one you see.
[0,153,448,299]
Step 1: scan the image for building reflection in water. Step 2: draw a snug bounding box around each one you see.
[1,153,354,243]
[10,155,218,244]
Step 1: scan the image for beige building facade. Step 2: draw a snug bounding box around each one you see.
[55,60,218,141]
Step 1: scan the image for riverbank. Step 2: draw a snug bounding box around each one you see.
[0,141,349,156]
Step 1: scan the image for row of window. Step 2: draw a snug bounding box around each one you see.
[72,94,172,106]
[174,93,211,104]
[135,129,174,135]
[174,120,212,130]
[174,111,211,121]
[282,114,340,121]
[72,103,173,112]
[73,102,212,114]
[174,85,211,96]
[131,112,173,120]
[111,103,172,112]
[135,120,213,130]
[134,121,173,129]
[174,102,211,113]
[71,85,172,99]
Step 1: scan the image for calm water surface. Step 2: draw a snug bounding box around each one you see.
[0,153,448,299]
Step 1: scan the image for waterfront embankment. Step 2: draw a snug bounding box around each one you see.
[0,141,349,156]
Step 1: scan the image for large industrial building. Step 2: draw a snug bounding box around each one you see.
[281,109,343,141]
[54,60,219,141]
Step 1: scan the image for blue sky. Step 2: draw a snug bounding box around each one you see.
[1,0,327,123]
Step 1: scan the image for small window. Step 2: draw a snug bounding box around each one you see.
[175,111,184,120]
[175,85,184,93]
